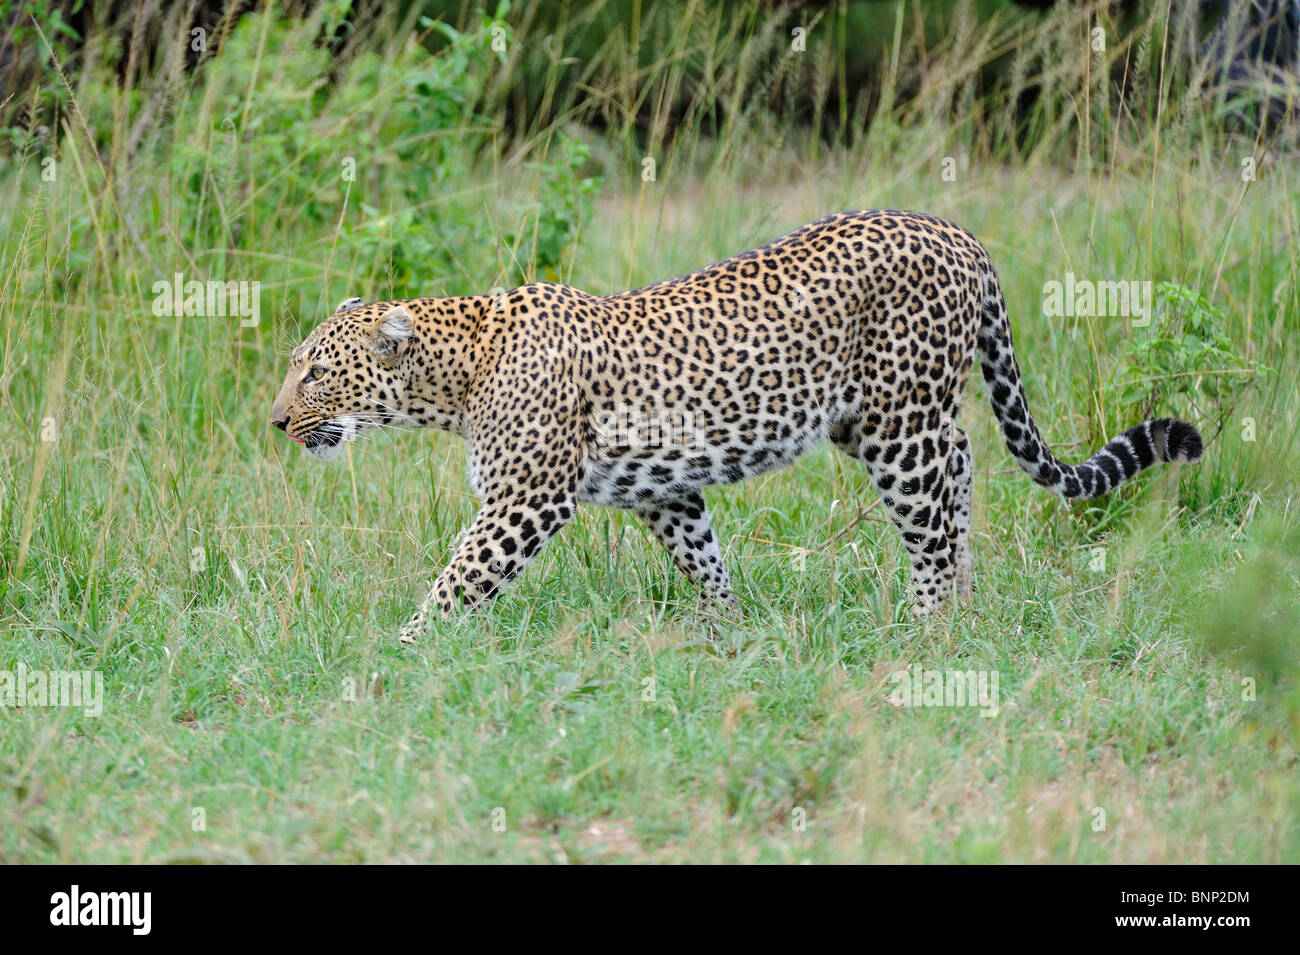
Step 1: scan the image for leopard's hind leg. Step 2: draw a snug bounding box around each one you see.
[949,424,974,603]
[830,411,962,614]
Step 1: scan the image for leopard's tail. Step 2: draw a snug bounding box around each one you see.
[976,265,1202,501]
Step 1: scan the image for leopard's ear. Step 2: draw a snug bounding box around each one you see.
[334,297,365,313]
[364,305,413,357]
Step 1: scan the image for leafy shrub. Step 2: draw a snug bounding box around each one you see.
[505,133,601,284]
[1112,281,1272,439]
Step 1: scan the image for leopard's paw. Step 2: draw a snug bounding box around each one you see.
[398,613,424,645]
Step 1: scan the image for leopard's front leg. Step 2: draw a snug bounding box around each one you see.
[634,491,738,613]
[398,494,576,643]
[398,331,585,644]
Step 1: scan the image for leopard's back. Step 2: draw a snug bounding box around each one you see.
[575,210,989,507]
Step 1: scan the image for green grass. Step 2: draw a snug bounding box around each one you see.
[1,1,1298,863]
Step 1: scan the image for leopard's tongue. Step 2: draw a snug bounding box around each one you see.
[288,434,306,444]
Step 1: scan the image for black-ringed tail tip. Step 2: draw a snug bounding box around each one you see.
[1160,419,1205,463]
[986,410,1206,502]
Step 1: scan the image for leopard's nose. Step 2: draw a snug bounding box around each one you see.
[271,414,289,431]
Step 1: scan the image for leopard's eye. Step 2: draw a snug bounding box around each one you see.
[303,364,329,384]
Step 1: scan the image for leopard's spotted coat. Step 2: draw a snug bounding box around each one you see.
[269,211,1203,642]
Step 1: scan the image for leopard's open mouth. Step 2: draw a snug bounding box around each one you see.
[297,421,349,460]
[306,427,342,450]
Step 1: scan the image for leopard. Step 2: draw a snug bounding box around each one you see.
[269,210,1204,644]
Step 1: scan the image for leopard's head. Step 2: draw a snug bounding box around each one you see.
[270,297,416,460]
